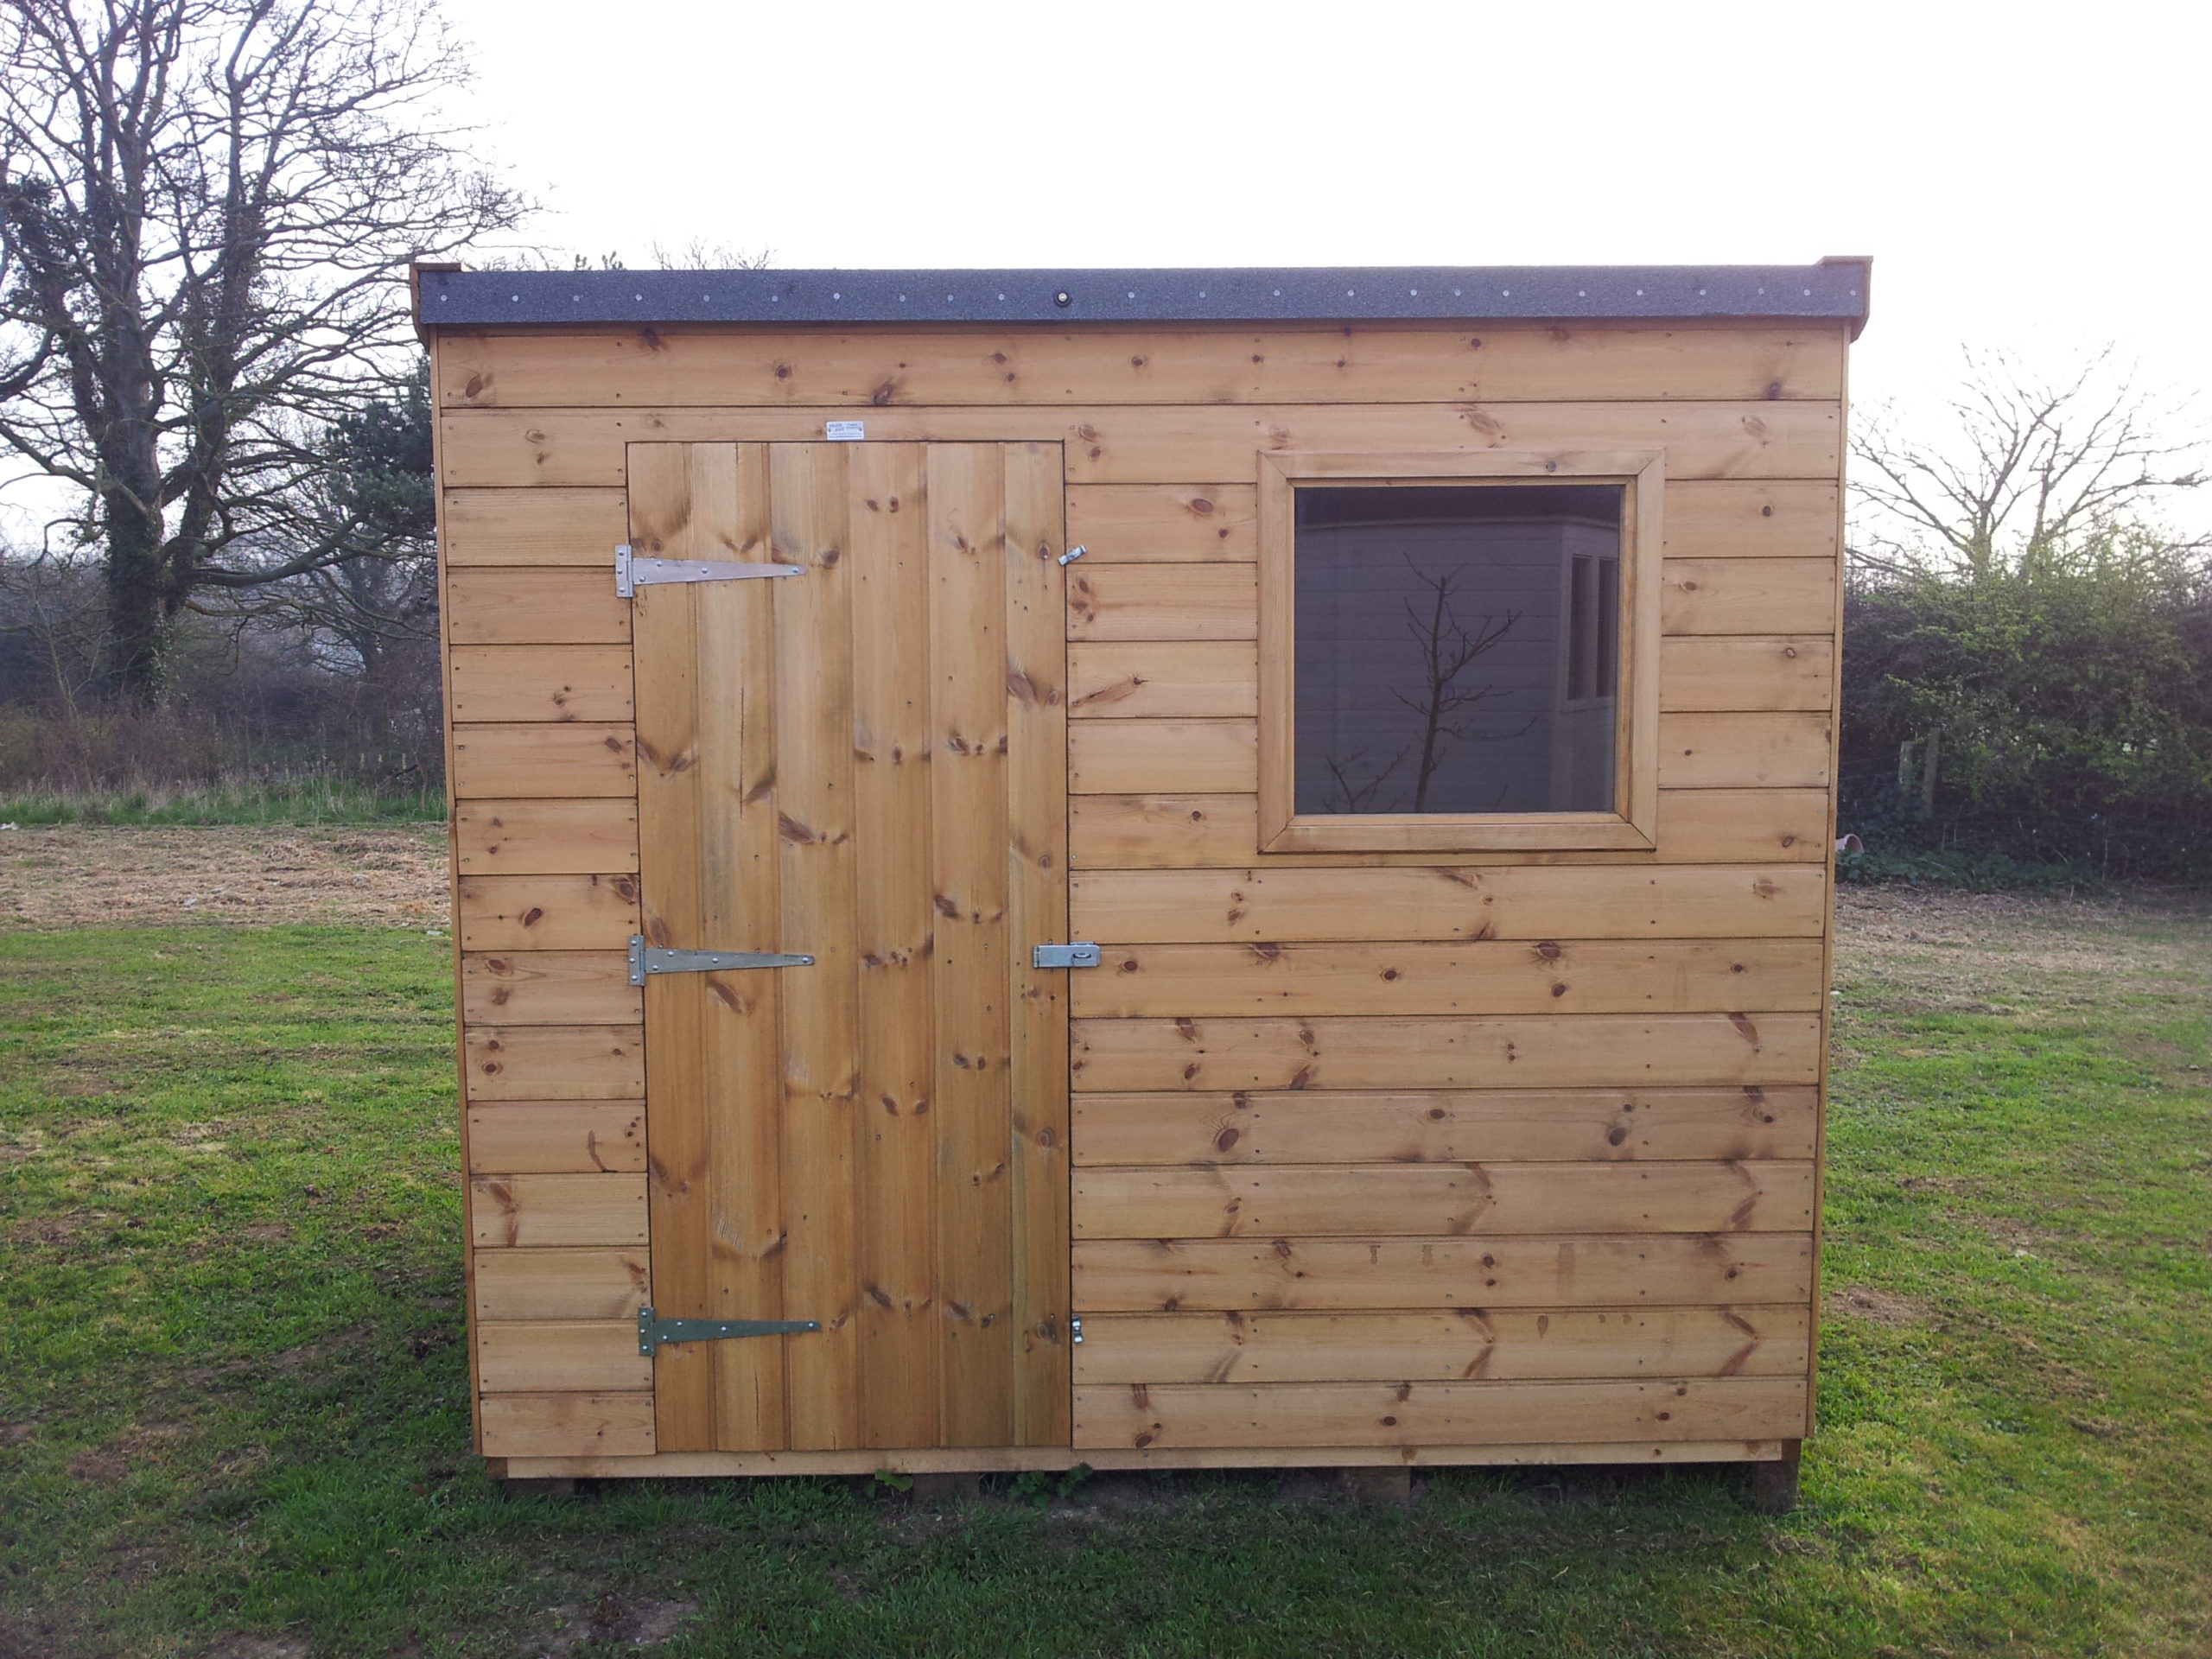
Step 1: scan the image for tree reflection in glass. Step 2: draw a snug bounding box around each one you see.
[1294,485,1622,817]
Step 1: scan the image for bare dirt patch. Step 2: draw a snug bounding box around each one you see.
[65,1423,189,1487]
[540,1595,697,1654]
[0,824,448,930]
[1899,1174,1973,1196]
[200,1638,309,1659]
[1827,1284,1932,1328]
[6,1210,102,1248]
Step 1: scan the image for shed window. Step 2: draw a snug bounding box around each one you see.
[1294,484,1622,816]
[1258,452,1662,853]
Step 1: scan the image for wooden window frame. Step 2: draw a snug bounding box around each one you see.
[1256,449,1663,854]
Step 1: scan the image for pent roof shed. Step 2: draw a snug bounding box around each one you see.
[418,258,1866,1505]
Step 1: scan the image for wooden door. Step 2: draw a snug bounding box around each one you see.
[628,441,1071,1453]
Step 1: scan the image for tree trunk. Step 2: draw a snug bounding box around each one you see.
[102,499,168,704]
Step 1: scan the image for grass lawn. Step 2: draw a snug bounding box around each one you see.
[0,780,444,828]
[2,897,2209,1658]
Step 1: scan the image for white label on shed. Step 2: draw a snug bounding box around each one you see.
[824,420,866,442]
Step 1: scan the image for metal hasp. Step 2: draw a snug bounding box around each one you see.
[1057,543,1088,567]
[1032,941,1102,969]
[614,543,804,598]
[1070,1317,1084,1344]
[628,936,816,986]
[638,1306,819,1356]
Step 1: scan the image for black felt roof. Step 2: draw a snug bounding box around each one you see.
[413,260,1872,334]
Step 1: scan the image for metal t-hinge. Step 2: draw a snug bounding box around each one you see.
[1032,942,1102,969]
[629,936,816,986]
[638,1306,819,1355]
[615,543,803,597]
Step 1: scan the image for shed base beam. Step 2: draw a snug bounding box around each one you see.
[490,1437,1791,1481]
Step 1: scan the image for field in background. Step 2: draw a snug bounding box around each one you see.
[1,857,2208,1657]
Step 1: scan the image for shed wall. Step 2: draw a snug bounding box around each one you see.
[431,321,1847,1468]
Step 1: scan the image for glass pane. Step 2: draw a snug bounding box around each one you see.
[1294,483,1622,816]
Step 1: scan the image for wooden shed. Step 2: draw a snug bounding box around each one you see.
[414,259,1868,1494]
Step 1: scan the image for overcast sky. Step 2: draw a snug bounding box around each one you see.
[434,0,2209,520]
[5,0,2206,545]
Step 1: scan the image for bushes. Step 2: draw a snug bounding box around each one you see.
[0,561,444,820]
[1839,532,2212,879]
[0,702,443,822]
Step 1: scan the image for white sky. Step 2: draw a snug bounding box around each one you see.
[434,0,2209,490]
[5,0,2209,543]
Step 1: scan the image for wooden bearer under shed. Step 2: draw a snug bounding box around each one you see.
[414,259,1868,1489]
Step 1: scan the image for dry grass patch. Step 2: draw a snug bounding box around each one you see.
[1836,884,2212,1015]
[0,823,448,930]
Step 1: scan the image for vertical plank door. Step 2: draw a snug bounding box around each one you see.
[631,441,1071,1453]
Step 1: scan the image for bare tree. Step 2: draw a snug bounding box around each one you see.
[0,0,524,702]
[1851,349,2208,581]
[247,357,436,698]
[1320,742,1407,813]
[1391,558,1524,811]
[647,238,775,272]
[471,241,776,276]
[0,547,107,711]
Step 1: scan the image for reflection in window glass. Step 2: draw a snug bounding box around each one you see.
[1293,484,1623,816]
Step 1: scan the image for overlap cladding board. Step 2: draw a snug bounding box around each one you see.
[424,266,1851,1475]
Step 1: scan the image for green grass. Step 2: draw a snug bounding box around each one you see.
[0,779,445,827]
[2,907,2208,1657]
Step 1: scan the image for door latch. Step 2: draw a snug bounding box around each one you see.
[1032,942,1102,969]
